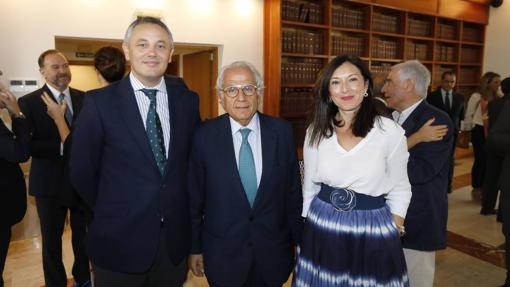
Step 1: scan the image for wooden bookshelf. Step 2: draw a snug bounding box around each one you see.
[264,0,488,151]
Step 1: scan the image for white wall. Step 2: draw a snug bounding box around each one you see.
[0,0,263,91]
[484,3,510,77]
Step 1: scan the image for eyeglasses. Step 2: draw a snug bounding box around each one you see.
[221,84,258,98]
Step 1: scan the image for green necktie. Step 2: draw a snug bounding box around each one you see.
[238,128,257,207]
[141,89,166,175]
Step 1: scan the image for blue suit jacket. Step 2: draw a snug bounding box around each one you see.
[401,100,453,251]
[188,113,303,286]
[70,75,199,272]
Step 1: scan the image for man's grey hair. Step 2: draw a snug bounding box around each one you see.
[393,60,431,98]
[124,17,174,48]
[216,61,265,96]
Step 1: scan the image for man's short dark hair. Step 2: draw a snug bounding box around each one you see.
[501,77,510,95]
[38,49,62,68]
[441,70,456,80]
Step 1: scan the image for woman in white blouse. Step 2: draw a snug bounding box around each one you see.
[463,72,501,202]
[292,55,412,287]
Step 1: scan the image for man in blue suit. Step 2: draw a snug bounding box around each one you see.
[188,61,302,287]
[383,60,453,287]
[70,17,199,287]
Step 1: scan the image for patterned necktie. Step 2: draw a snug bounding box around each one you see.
[58,93,73,125]
[238,128,257,207]
[141,88,166,175]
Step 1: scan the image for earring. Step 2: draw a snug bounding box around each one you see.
[363,90,368,97]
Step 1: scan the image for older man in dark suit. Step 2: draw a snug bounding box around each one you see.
[18,50,89,287]
[427,71,465,193]
[70,17,199,287]
[188,61,302,287]
[383,60,453,287]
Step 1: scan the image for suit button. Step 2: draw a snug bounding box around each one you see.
[160,184,166,189]
[249,216,254,222]
[248,242,253,247]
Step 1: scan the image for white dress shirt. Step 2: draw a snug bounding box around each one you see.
[392,99,424,125]
[129,73,171,157]
[229,113,262,187]
[302,116,411,218]
[441,88,453,109]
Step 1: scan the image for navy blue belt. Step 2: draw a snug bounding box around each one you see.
[317,184,385,211]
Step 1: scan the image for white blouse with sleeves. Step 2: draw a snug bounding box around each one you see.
[302,116,412,218]
[463,92,483,131]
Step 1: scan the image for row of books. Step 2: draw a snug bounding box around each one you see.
[372,12,399,34]
[281,59,323,85]
[288,118,307,147]
[280,88,314,114]
[406,42,429,61]
[408,18,432,37]
[371,38,399,59]
[437,24,457,40]
[459,68,479,84]
[282,30,324,55]
[331,35,365,57]
[370,63,393,74]
[435,45,457,62]
[457,86,476,98]
[331,6,365,29]
[460,47,480,63]
[462,27,483,42]
[281,0,323,24]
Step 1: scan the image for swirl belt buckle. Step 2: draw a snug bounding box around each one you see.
[330,188,357,212]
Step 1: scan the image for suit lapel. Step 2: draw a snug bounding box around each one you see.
[117,77,160,175]
[402,100,427,135]
[252,114,276,209]
[164,78,176,175]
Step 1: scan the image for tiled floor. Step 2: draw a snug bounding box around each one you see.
[3,152,507,287]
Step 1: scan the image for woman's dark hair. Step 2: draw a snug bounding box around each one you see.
[94,46,126,84]
[308,55,383,147]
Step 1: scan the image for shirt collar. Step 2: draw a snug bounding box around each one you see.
[441,88,451,97]
[393,99,423,125]
[46,83,69,100]
[129,72,167,94]
[230,112,260,136]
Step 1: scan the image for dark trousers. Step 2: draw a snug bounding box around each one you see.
[36,197,90,287]
[0,227,11,287]
[471,125,486,188]
[93,229,187,287]
[502,188,510,286]
[482,151,504,213]
[208,259,281,287]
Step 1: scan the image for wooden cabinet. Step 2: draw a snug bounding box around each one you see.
[264,0,486,152]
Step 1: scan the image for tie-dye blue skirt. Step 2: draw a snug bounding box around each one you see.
[293,185,409,287]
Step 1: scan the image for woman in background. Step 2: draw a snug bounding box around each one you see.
[464,72,501,208]
[93,46,126,87]
[293,55,411,286]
